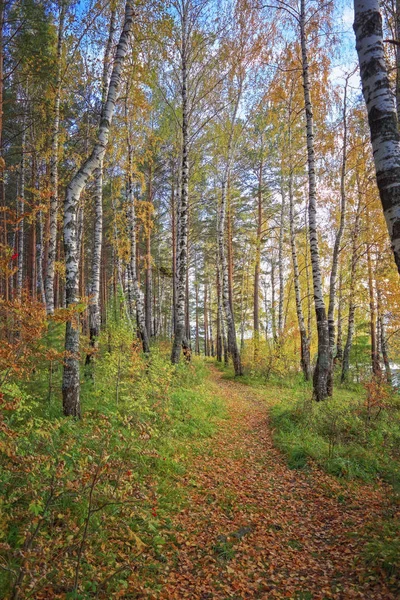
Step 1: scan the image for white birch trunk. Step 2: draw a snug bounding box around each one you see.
[216,86,243,375]
[171,1,191,364]
[37,209,46,305]
[127,141,150,353]
[62,1,134,417]
[87,8,117,359]
[354,0,400,273]
[300,0,331,400]
[218,176,242,375]
[16,105,26,299]
[328,76,349,362]
[288,169,311,381]
[253,160,263,359]
[377,286,392,383]
[45,3,65,314]
[278,189,285,338]
[341,187,362,383]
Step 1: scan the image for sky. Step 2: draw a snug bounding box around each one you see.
[329,1,361,94]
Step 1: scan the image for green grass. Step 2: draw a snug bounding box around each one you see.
[268,383,400,488]
[0,340,227,598]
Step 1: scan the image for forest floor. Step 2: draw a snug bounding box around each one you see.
[142,365,397,600]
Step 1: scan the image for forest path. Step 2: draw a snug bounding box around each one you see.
[155,366,394,599]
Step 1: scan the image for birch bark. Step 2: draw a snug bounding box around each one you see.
[216,259,222,362]
[45,2,66,314]
[354,0,400,273]
[171,1,191,364]
[288,166,311,380]
[62,1,134,417]
[327,77,348,363]
[377,286,392,383]
[217,87,243,375]
[367,242,381,376]
[127,158,150,353]
[341,188,362,383]
[396,0,400,123]
[219,176,242,375]
[300,0,331,400]
[37,209,46,305]
[253,160,262,359]
[17,103,26,299]
[87,7,117,362]
[335,271,343,364]
[278,189,285,338]
[270,258,277,343]
[209,284,214,356]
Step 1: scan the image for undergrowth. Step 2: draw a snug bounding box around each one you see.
[0,321,226,599]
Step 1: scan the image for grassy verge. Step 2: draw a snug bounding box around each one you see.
[0,344,227,598]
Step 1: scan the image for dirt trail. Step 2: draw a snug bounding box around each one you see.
[155,367,395,599]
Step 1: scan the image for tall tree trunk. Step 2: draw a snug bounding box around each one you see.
[377,286,391,383]
[395,0,400,123]
[204,280,209,356]
[62,1,134,417]
[227,175,234,314]
[219,176,242,375]
[29,148,36,300]
[270,258,277,342]
[253,160,262,359]
[367,242,381,376]
[17,103,26,299]
[87,7,116,362]
[239,247,247,351]
[288,160,311,381]
[209,284,214,356]
[45,2,66,314]
[194,249,199,354]
[145,164,153,337]
[328,76,348,367]
[127,171,150,353]
[341,188,362,383]
[354,0,400,273]
[171,2,190,364]
[171,175,177,335]
[278,189,285,338]
[216,260,223,362]
[300,0,331,400]
[86,168,103,361]
[37,209,46,304]
[286,78,311,379]
[0,0,5,300]
[335,270,343,364]
[111,194,131,325]
[185,225,191,345]
[124,92,149,351]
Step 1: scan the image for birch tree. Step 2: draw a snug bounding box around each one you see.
[169,0,221,363]
[87,6,117,362]
[300,0,331,399]
[286,81,311,379]
[126,91,150,353]
[45,1,66,315]
[354,0,400,274]
[16,96,26,299]
[62,0,134,417]
[171,0,191,364]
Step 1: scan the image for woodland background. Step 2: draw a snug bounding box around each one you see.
[0,0,399,597]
